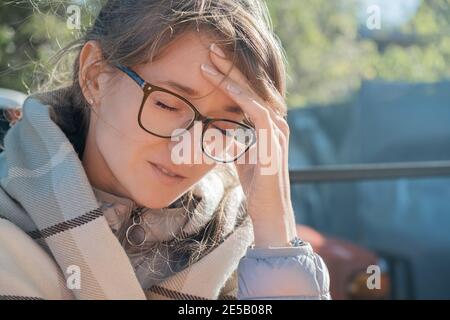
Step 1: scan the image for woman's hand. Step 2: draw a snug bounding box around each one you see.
[201,43,298,248]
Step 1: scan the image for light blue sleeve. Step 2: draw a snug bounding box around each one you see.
[237,242,331,300]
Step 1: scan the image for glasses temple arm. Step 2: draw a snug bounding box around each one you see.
[113,63,146,89]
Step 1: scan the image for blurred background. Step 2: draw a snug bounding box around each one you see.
[0,0,449,299]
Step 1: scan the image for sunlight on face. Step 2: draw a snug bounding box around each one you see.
[84,32,241,208]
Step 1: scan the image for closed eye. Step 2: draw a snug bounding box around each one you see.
[156,101,178,112]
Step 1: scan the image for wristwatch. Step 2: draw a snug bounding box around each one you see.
[250,236,306,249]
[289,236,306,247]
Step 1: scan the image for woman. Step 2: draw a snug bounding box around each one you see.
[0,0,330,300]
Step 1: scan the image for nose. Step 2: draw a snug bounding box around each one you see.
[167,121,209,167]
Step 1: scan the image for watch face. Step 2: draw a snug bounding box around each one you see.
[290,237,305,247]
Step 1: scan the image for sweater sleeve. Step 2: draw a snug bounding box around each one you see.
[236,242,331,300]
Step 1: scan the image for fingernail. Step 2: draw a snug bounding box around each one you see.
[201,63,219,76]
[226,83,241,95]
[210,43,226,58]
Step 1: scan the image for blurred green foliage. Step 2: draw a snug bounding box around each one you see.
[0,0,99,92]
[0,0,449,107]
[267,0,450,107]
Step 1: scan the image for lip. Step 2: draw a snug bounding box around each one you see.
[147,161,186,185]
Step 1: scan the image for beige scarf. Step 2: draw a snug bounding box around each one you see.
[0,92,254,300]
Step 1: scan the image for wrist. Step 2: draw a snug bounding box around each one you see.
[251,218,298,248]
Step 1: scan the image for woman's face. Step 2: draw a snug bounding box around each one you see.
[80,32,243,208]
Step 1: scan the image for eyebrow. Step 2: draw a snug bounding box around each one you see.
[162,80,200,97]
[161,80,244,115]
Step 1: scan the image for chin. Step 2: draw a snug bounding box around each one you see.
[129,172,191,209]
[135,196,172,209]
[131,189,179,209]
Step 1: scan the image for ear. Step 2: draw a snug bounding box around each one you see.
[78,40,107,110]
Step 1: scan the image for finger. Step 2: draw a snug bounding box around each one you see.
[201,63,283,174]
[210,48,289,140]
[209,43,290,135]
[266,105,289,140]
[264,86,288,118]
[209,43,257,95]
[265,96,291,197]
[209,43,288,127]
[200,63,273,134]
[209,42,287,121]
[264,103,289,169]
[267,108,289,164]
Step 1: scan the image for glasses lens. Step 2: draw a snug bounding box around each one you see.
[202,120,255,162]
[140,91,195,137]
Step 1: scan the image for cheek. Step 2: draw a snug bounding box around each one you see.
[94,116,138,176]
[94,120,166,199]
[98,79,154,142]
[93,107,161,183]
[99,89,142,138]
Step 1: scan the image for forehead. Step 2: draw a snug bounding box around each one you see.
[135,32,227,102]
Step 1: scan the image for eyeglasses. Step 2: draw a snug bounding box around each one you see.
[113,63,257,163]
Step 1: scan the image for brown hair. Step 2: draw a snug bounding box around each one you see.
[32,0,288,274]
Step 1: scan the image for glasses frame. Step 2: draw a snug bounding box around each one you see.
[114,63,257,163]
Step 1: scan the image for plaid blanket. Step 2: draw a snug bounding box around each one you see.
[0,94,254,300]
